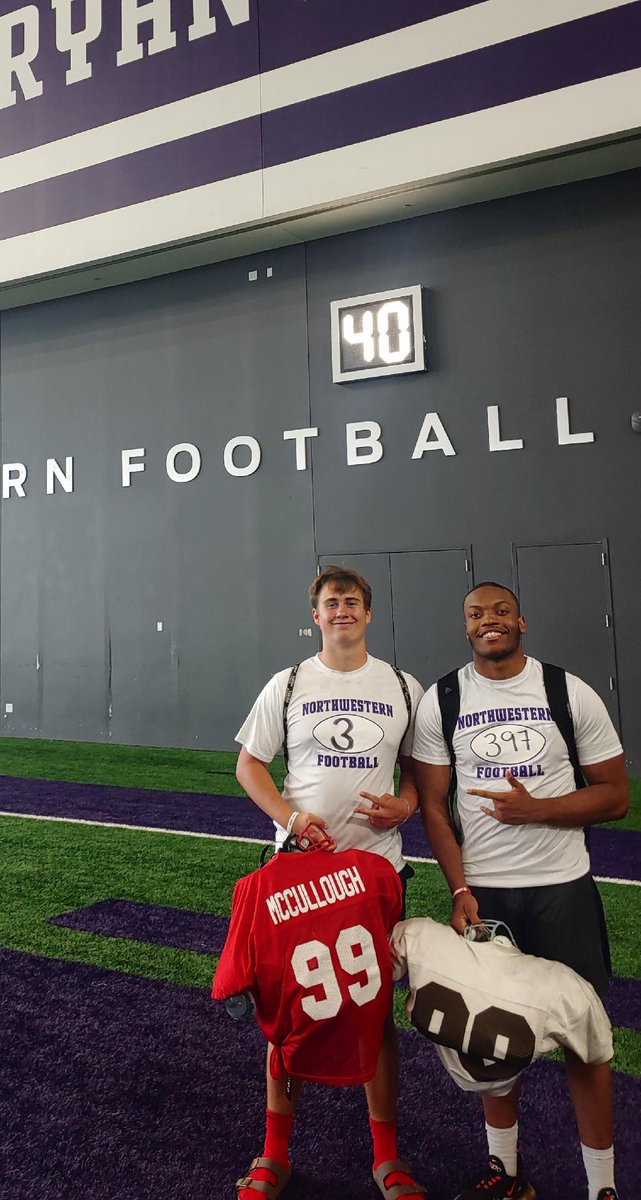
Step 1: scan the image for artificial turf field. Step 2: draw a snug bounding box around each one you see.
[0,740,639,1200]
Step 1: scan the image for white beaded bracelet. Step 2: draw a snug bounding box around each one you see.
[285,810,299,836]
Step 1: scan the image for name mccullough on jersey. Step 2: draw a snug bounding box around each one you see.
[266,865,366,925]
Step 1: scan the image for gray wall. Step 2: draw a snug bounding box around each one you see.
[1,169,640,769]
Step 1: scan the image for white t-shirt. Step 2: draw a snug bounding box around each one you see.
[391,917,613,1097]
[237,654,424,871]
[412,657,622,886]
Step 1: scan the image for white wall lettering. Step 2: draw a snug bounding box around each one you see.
[556,396,595,445]
[224,435,261,476]
[46,457,74,494]
[122,447,146,486]
[346,421,383,466]
[188,0,250,41]
[283,427,319,471]
[0,5,43,110]
[0,0,255,106]
[166,442,201,482]
[52,0,102,85]
[3,463,27,498]
[117,0,176,67]
[0,395,607,500]
[487,405,524,452]
[411,413,456,458]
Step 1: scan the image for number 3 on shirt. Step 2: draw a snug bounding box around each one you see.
[290,924,382,1020]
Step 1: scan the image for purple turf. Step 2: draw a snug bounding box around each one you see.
[606,976,641,1031]
[48,897,641,1031]
[48,899,230,955]
[0,946,638,1200]
[0,774,639,880]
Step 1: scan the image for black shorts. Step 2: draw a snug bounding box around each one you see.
[398,862,415,920]
[471,872,611,998]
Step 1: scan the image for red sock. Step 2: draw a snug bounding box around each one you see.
[370,1116,399,1169]
[263,1109,294,1164]
[237,1111,294,1200]
[369,1117,416,1195]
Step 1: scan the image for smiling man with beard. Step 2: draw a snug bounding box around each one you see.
[412,582,629,1200]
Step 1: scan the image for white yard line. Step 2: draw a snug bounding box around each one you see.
[0,808,639,888]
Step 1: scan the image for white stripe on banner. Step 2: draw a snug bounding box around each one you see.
[0,0,632,194]
[261,67,641,216]
[3,66,640,283]
[0,809,639,888]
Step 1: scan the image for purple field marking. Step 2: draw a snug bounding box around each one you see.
[0,774,639,882]
[48,899,230,956]
[606,977,641,1032]
[0,775,268,839]
[0,946,638,1200]
[47,897,641,1032]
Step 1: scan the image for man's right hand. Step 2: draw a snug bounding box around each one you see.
[291,811,328,841]
[451,889,481,934]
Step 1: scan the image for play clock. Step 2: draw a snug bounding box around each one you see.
[330,285,425,382]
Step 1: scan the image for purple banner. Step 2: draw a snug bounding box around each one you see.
[0,0,484,157]
[0,0,261,155]
[256,0,485,72]
[262,4,641,168]
[2,3,641,241]
[0,115,262,239]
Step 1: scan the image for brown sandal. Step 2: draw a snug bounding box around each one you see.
[235,1156,292,1198]
[372,1160,428,1200]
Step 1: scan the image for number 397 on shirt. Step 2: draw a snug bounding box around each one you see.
[330,285,426,382]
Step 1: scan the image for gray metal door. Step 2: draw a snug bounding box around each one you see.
[318,553,394,662]
[391,549,472,688]
[513,541,619,729]
[319,549,472,689]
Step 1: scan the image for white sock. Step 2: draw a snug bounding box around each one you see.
[581,1143,615,1200]
[486,1122,518,1178]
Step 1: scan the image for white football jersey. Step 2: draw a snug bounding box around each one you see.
[391,918,613,1097]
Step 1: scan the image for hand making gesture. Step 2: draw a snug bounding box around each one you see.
[469,770,539,824]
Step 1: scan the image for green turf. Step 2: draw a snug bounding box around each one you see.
[0,814,638,1077]
[0,737,638,830]
[0,814,258,987]
[0,738,261,795]
[605,774,641,830]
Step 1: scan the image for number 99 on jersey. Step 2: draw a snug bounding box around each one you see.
[330,285,425,382]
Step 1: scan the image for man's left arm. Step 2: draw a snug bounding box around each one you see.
[470,753,629,827]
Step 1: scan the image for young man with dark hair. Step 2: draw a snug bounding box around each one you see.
[413,582,628,1200]
[234,565,425,1200]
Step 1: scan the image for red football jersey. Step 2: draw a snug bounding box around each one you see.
[213,848,403,1085]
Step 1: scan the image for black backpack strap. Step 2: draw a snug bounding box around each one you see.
[542,661,590,856]
[437,670,461,761]
[436,669,462,842]
[282,664,301,772]
[541,663,585,792]
[391,665,412,749]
